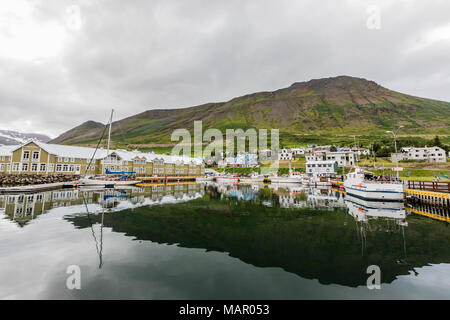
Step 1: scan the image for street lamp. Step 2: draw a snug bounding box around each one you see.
[386,126,404,181]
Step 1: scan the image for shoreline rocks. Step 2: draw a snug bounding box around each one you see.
[0,174,79,186]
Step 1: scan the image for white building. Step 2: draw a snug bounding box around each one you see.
[326,151,357,167]
[305,160,338,177]
[278,149,293,161]
[339,147,370,156]
[305,153,324,162]
[291,148,307,156]
[405,147,446,163]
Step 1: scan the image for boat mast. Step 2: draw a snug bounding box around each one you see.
[106,109,114,170]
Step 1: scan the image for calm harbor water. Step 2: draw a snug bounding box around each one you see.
[0,182,449,299]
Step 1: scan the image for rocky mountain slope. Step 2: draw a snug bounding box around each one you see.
[0,130,51,145]
[51,76,450,146]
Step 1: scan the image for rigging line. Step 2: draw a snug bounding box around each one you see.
[84,117,111,175]
[82,193,101,257]
[99,203,105,269]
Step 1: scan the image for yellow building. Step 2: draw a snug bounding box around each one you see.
[0,141,204,176]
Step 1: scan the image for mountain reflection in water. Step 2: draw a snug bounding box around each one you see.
[0,182,449,299]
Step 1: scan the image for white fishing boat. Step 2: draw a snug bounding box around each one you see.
[343,167,404,201]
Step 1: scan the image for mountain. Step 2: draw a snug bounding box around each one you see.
[51,76,450,147]
[50,121,105,145]
[0,130,51,145]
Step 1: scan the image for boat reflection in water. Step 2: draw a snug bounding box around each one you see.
[1,182,450,299]
[345,194,406,222]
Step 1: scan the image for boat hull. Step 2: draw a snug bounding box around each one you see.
[270,177,303,184]
[343,182,404,202]
[79,179,140,186]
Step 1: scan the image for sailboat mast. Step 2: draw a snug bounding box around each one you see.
[106,109,114,168]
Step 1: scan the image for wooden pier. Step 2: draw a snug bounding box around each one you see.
[136,176,198,184]
[330,180,344,187]
[406,181,450,193]
[136,181,197,187]
[404,181,450,207]
[404,189,449,207]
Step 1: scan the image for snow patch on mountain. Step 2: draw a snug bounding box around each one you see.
[0,130,51,145]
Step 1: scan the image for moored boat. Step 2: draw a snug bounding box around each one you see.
[79,176,140,187]
[343,168,404,201]
[215,175,240,183]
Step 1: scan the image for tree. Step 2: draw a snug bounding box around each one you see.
[432,136,442,147]
[372,142,381,154]
[376,147,391,157]
[330,146,337,152]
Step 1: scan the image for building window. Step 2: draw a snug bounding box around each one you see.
[69,165,74,172]
[63,164,68,172]
[22,163,29,171]
[64,157,69,162]
[31,163,38,172]
[56,164,62,172]
[40,164,46,172]
[58,157,62,162]
[23,151,30,160]
[70,158,75,162]
[49,164,54,172]
[32,151,40,161]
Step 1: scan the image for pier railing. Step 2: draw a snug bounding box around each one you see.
[406,181,450,194]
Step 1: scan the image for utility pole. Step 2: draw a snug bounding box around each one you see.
[386,125,404,181]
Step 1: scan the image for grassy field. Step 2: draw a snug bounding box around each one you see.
[369,168,450,182]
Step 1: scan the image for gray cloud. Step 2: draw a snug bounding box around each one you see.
[0,0,449,137]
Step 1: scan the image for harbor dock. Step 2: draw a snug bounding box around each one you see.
[404,189,449,207]
[404,181,450,207]
[136,176,197,183]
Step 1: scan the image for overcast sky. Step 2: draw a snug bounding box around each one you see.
[1,0,449,137]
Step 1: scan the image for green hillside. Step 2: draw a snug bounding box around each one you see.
[51,76,450,149]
